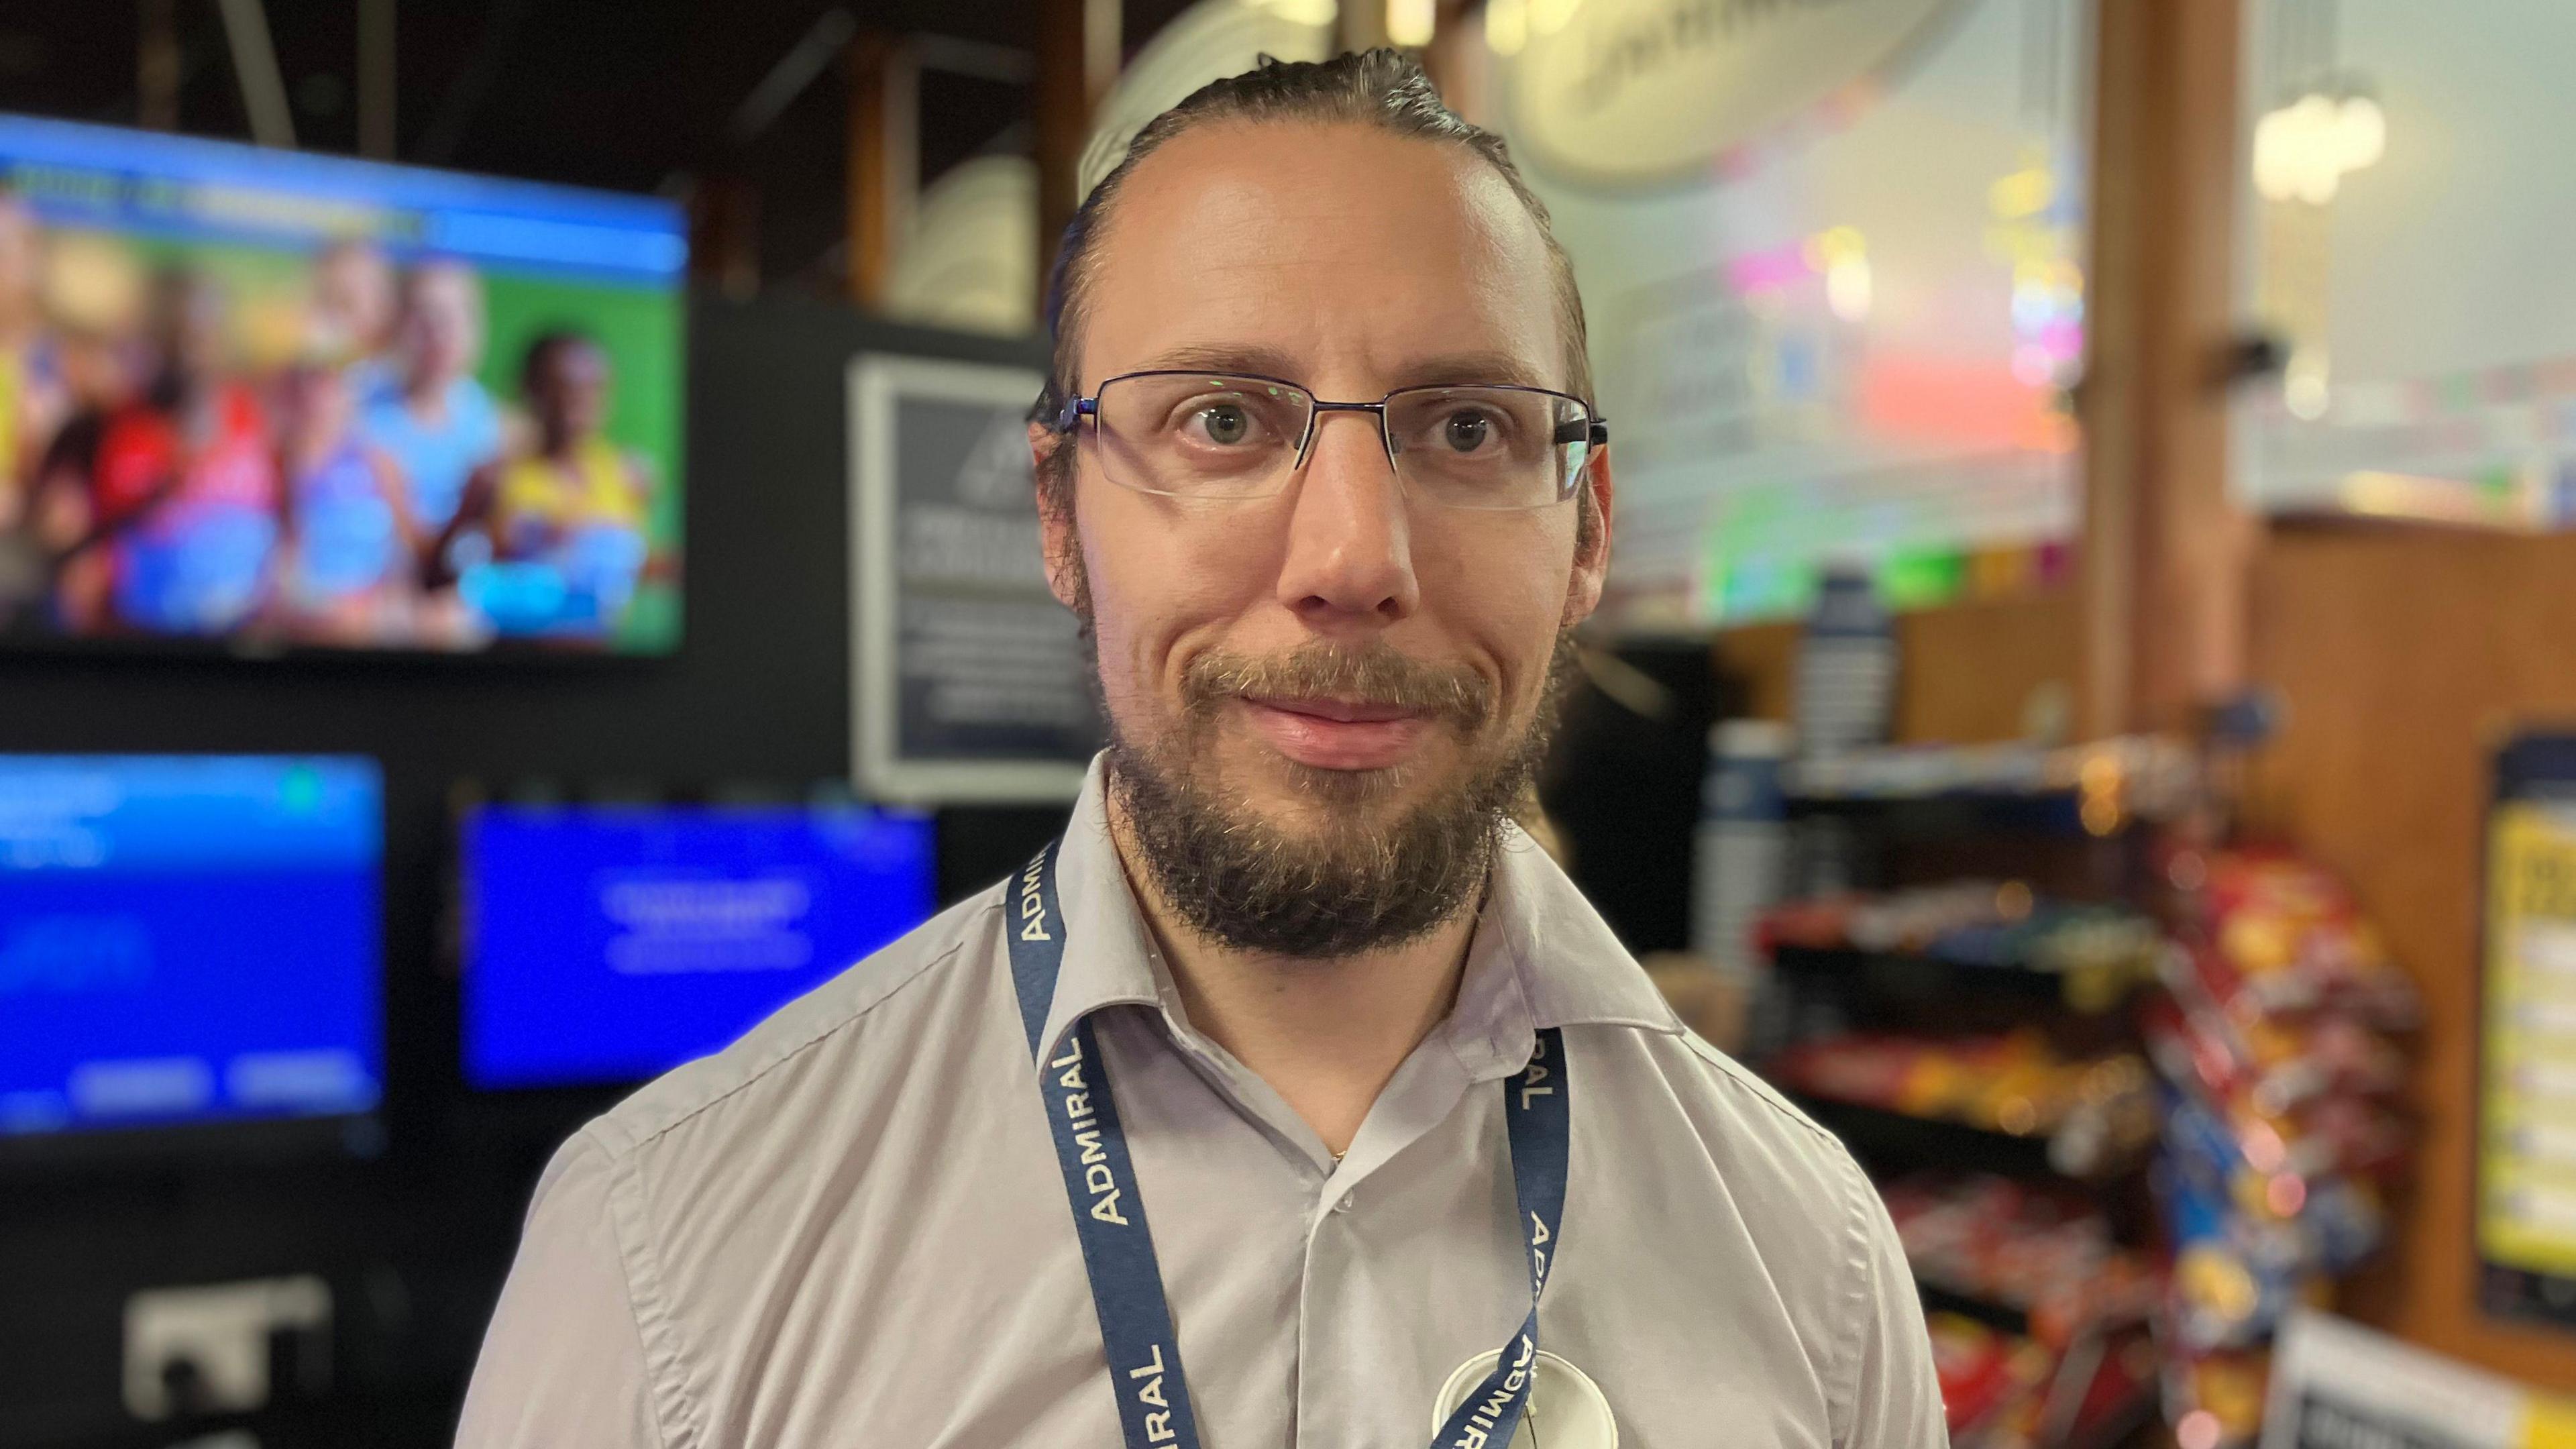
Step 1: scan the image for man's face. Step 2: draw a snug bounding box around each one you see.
[1035,121,1610,949]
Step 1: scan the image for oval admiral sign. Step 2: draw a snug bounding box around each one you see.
[1504,0,1968,189]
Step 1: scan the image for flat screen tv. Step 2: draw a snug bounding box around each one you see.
[0,113,686,654]
[0,755,383,1146]
[461,798,936,1089]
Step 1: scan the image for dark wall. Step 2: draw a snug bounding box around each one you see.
[0,292,1070,1449]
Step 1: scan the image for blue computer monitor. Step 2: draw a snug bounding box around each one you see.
[0,755,384,1141]
[461,799,937,1089]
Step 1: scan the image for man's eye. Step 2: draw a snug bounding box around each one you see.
[1442,411,1495,452]
[1196,403,1252,445]
[1200,399,1252,441]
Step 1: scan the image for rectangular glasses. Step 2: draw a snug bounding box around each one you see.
[1055,371,1606,511]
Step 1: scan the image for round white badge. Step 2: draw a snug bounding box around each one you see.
[1430,1349,1618,1449]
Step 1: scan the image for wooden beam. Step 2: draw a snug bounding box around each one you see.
[1033,0,1120,316]
[138,0,180,131]
[1424,1,1491,119]
[845,32,918,312]
[358,0,396,159]
[1340,1,1393,52]
[2077,0,2252,737]
[690,172,761,301]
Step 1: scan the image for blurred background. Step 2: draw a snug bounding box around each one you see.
[0,1,2571,1446]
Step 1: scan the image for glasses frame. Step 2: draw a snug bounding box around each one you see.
[1052,369,1609,508]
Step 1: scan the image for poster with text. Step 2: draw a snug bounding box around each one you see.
[848,354,1098,803]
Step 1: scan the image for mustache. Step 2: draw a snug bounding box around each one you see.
[1180,641,1493,734]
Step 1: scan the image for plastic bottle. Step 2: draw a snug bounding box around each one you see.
[1695,718,1794,981]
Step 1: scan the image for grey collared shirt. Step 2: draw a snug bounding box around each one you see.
[454,759,1942,1448]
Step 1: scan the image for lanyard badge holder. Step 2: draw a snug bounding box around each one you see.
[1004,841,1599,1449]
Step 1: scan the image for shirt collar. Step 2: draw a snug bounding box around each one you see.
[1033,754,1683,1070]
[1034,755,1168,1063]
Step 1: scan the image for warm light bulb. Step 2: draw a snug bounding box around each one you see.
[1529,0,1582,37]
[2257,88,2385,205]
[2335,94,2387,172]
[2285,347,2331,420]
[1825,256,1871,322]
[1387,0,1434,46]
[1251,0,1340,24]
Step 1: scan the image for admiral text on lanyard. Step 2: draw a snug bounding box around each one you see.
[1005,840,1572,1449]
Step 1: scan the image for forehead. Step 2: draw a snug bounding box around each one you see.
[1079,120,1564,392]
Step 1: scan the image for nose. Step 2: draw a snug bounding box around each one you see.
[1275,407,1419,631]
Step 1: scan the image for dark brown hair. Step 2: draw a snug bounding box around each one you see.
[1030,48,1595,521]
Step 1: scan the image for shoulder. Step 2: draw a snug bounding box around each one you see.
[1584,1021,1886,1295]
[578,883,1010,1167]
[1617,1022,1870,1198]
[1580,1024,1907,1405]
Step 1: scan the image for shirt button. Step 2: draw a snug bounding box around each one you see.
[1334,1191,1356,1214]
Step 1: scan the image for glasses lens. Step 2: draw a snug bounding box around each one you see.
[1385,387,1589,510]
[1091,374,1311,499]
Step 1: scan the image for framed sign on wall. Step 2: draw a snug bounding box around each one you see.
[847,355,1099,804]
[2479,732,2576,1332]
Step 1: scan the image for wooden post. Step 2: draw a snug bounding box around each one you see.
[138,0,180,131]
[1340,1,1392,52]
[358,0,396,159]
[691,173,761,301]
[1424,0,1492,119]
[1033,0,1120,315]
[2078,0,2252,738]
[845,33,919,313]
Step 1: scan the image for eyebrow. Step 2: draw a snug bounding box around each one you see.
[1117,345,1555,395]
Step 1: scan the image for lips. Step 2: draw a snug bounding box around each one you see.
[1244,695,1420,724]
[1236,694,1436,771]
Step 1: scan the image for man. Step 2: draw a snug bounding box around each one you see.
[457,51,1940,1448]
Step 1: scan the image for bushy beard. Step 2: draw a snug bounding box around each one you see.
[1106,635,1571,960]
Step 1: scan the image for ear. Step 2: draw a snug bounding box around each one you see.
[1562,444,1612,629]
[1029,421,1085,612]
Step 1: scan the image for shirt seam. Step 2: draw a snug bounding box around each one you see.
[1678,1030,1847,1150]
[596,1126,697,1449]
[1827,1140,1876,1448]
[596,908,991,1159]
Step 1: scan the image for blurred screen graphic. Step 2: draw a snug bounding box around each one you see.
[462,801,937,1089]
[0,113,687,653]
[0,755,384,1139]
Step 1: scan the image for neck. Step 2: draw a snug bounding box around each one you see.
[1105,783,1481,1159]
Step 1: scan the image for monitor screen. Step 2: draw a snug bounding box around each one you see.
[462,800,937,1089]
[0,755,383,1140]
[0,113,686,654]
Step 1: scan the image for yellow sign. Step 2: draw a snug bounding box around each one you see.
[2481,800,2576,1278]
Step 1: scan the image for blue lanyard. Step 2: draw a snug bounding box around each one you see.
[1006,840,1571,1449]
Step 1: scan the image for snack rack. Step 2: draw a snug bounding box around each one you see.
[1745,733,2416,1448]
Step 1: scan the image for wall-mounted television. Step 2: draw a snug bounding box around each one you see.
[0,755,383,1146]
[0,114,686,655]
[461,797,936,1089]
